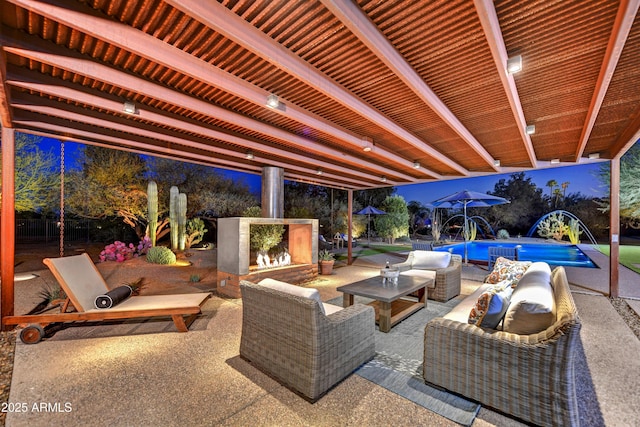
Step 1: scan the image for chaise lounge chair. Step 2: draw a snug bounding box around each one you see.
[4,253,210,344]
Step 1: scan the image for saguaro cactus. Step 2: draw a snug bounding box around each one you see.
[169,186,179,251]
[178,193,187,251]
[147,181,158,247]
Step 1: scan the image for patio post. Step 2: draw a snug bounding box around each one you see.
[609,157,620,298]
[1,126,16,326]
[347,189,353,265]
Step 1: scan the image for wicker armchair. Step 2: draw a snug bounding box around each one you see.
[239,280,375,402]
[423,267,582,426]
[393,252,462,302]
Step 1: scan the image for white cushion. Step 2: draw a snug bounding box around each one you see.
[258,278,326,314]
[322,303,344,315]
[503,265,556,334]
[411,250,451,269]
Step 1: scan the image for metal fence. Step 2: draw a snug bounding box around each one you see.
[16,219,91,243]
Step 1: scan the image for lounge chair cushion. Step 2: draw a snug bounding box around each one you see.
[411,250,451,269]
[503,265,556,335]
[468,280,514,329]
[257,278,327,314]
[486,257,532,285]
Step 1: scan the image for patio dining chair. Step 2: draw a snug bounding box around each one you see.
[487,246,520,270]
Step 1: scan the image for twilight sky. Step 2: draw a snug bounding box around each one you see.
[41,137,607,205]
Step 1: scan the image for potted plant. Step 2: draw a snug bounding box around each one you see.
[318,249,335,275]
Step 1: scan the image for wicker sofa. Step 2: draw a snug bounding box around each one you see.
[393,251,462,301]
[423,264,582,426]
[239,279,375,402]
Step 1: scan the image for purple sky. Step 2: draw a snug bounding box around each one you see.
[40,137,606,204]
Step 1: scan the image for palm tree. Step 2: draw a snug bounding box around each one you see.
[561,181,570,198]
[546,180,558,208]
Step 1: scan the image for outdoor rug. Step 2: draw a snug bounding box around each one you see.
[328,295,480,426]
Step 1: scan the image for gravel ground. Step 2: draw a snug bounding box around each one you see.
[1,330,17,426]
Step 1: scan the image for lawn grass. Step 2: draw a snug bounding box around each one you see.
[595,245,640,274]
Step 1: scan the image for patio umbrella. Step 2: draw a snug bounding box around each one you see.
[355,206,386,245]
[431,190,509,263]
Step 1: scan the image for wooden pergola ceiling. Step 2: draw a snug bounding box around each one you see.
[1,0,640,190]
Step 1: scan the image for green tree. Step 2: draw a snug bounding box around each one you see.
[374,195,409,243]
[0,132,57,212]
[407,200,431,237]
[65,146,147,235]
[148,158,257,218]
[597,142,640,228]
[485,172,546,235]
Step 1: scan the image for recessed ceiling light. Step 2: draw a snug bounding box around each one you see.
[362,136,374,152]
[507,55,522,74]
[526,124,536,135]
[413,161,420,169]
[266,94,280,109]
[123,100,136,114]
[588,152,600,159]
[493,159,501,167]
[551,158,560,164]
[316,168,323,175]
[381,176,387,182]
[246,151,254,160]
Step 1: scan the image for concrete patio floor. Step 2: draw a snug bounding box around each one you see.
[5,250,640,426]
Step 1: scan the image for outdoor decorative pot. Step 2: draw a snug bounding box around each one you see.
[320,260,334,275]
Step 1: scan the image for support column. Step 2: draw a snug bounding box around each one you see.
[1,126,16,326]
[261,166,284,218]
[347,189,353,265]
[610,157,620,298]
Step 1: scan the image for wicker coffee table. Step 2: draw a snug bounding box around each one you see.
[337,275,433,332]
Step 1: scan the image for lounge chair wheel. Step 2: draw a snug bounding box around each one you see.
[20,324,45,344]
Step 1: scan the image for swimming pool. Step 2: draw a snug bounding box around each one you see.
[433,241,597,268]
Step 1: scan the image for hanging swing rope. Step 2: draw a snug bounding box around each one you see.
[59,140,65,257]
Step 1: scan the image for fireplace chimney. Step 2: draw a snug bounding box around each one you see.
[261,166,284,218]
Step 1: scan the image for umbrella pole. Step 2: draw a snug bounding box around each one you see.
[463,202,468,264]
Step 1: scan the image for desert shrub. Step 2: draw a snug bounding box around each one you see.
[146,246,176,265]
[99,237,151,262]
[496,229,510,239]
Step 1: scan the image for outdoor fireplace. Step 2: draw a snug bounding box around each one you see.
[216,217,319,298]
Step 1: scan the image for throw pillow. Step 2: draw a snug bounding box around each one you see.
[468,280,514,329]
[411,250,451,269]
[486,257,532,285]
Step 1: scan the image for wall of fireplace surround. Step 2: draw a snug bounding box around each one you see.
[216,217,319,298]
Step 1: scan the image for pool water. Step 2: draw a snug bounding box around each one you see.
[433,241,597,268]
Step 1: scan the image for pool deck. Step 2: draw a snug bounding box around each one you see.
[566,245,640,300]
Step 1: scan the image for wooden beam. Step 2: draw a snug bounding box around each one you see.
[0,47,12,127]
[165,0,468,176]
[609,157,620,298]
[323,0,498,171]
[473,0,538,168]
[4,0,432,178]
[10,91,391,187]
[575,0,640,161]
[1,126,15,326]
[347,189,353,265]
[12,113,370,190]
[0,30,420,183]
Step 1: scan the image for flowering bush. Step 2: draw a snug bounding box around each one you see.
[99,236,152,262]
